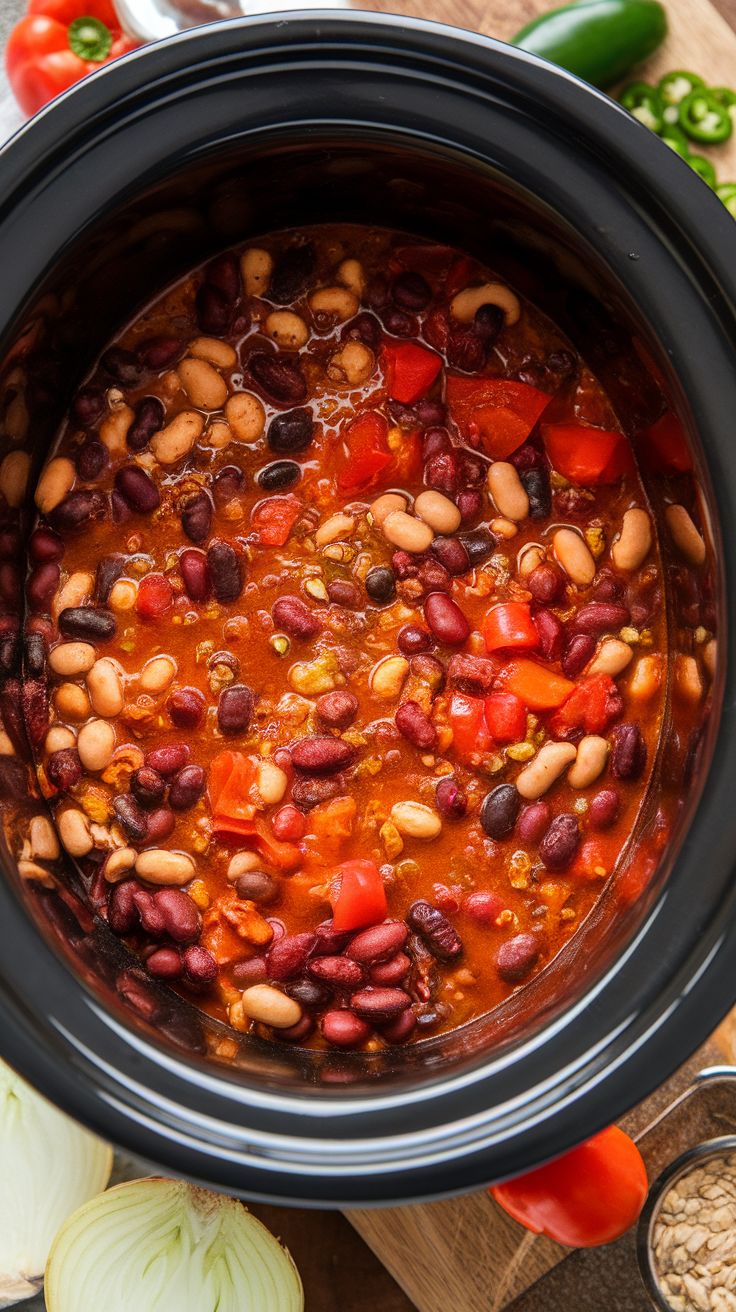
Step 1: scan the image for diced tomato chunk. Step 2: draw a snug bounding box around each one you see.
[449,692,491,760]
[484,692,526,743]
[383,342,442,405]
[542,422,633,486]
[446,375,551,458]
[337,411,392,491]
[572,838,619,882]
[209,752,257,821]
[331,858,388,931]
[549,674,622,737]
[499,659,576,711]
[136,573,173,618]
[251,494,302,546]
[483,602,540,654]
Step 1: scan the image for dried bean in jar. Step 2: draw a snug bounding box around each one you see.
[431,536,470,576]
[267,407,314,454]
[113,793,149,842]
[539,813,580,871]
[407,901,462,961]
[249,353,307,407]
[235,870,279,903]
[181,492,212,544]
[49,490,106,532]
[315,690,358,729]
[127,397,165,453]
[480,785,521,839]
[168,764,206,810]
[207,541,243,603]
[59,607,116,643]
[520,467,552,521]
[217,684,254,735]
[435,776,467,818]
[114,466,160,514]
[365,566,395,605]
[610,723,647,780]
[258,460,301,492]
[496,933,540,982]
[130,766,166,808]
[168,687,205,730]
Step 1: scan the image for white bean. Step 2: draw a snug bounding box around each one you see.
[704,638,717,680]
[327,341,374,386]
[135,849,195,886]
[627,653,665,701]
[336,258,366,298]
[54,683,91,720]
[315,514,355,547]
[178,358,228,410]
[0,450,31,508]
[189,337,237,369]
[487,462,529,521]
[45,726,76,752]
[665,504,706,566]
[109,579,137,610]
[450,282,520,325]
[227,851,263,881]
[414,490,462,535]
[391,800,442,838]
[265,311,309,349]
[587,639,634,677]
[257,760,288,806]
[516,741,577,799]
[675,654,703,703]
[86,659,123,716]
[382,510,434,553]
[53,571,94,619]
[369,493,407,527]
[103,847,137,883]
[49,642,96,676]
[553,528,596,585]
[77,719,116,772]
[518,545,545,578]
[224,393,265,442]
[205,421,232,449]
[150,410,205,463]
[567,736,610,789]
[240,984,302,1029]
[309,286,359,321]
[30,814,60,860]
[240,247,273,297]
[57,808,93,857]
[612,508,652,571]
[34,457,75,514]
[140,656,176,694]
[370,656,409,700]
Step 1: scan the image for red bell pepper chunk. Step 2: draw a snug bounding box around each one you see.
[643,410,692,474]
[499,659,576,712]
[331,859,388,932]
[136,573,173,619]
[449,692,492,760]
[446,375,551,458]
[337,411,392,491]
[483,602,540,654]
[209,752,256,821]
[549,674,622,737]
[383,342,442,405]
[542,422,632,486]
[250,494,302,546]
[484,692,527,743]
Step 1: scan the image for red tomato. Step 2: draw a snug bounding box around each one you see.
[446,376,551,459]
[250,494,301,546]
[449,692,491,760]
[331,859,387,931]
[383,342,442,404]
[490,1125,648,1247]
[136,573,173,619]
[6,0,138,117]
[542,422,632,486]
[549,674,621,737]
[484,692,526,743]
[483,602,540,654]
[337,411,392,491]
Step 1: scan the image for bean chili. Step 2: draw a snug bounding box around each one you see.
[19,224,714,1052]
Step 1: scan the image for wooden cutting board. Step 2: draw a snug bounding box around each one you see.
[344,0,736,1304]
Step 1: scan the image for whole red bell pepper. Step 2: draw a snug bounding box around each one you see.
[6,0,139,118]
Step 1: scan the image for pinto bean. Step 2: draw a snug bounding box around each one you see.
[207,541,243,603]
[35,457,75,515]
[610,722,647,780]
[382,511,434,554]
[151,411,205,464]
[114,793,149,842]
[516,742,577,800]
[480,785,521,838]
[114,466,160,513]
[241,986,302,1029]
[290,776,342,811]
[395,700,437,750]
[316,690,358,729]
[496,933,540,982]
[539,813,580,870]
[181,492,212,544]
[424,592,470,645]
[348,921,408,964]
[291,736,356,775]
[267,933,315,981]
[178,357,228,410]
[168,687,205,729]
[407,900,462,961]
[217,684,254,735]
[665,504,706,566]
[86,658,123,716]
[241,246,273,296]
[272,595,321,639]
[131,765,166,808]
[414,490,462,535]
[587,639,634,677]
[487,462,529,521]
[391,800,442,838]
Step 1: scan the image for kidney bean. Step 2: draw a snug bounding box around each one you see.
[182,944,218,984]
[76,439,107,482]
[152,887,201,942]
[316,690,358,729]
[407,901,462,961]
[267,932,315,981]
[249,353,307,407]
[431,536,471,576]
[463,890,506,924]
[145,807,175,843]
[520,466,552,520]
[447,327,486,373]
[327,580,360,607]
[136,336,184,370]
[517,801,551,846]
[46,747,83,791]
[533,608,563,662]
[562,632,596,679]
[196,283,232,335]
[212,466,245,507]
[391,551,420,582]
[167,763,206,811]
[268,242,315,303]
[21,678,48,748]
[71,385,106,428]
[0,755,29,803]
[235,870,279,904]
[425,450,461,495]
[0,526,20,561]
[114,793,149,842]
[122,397,163,456]
[179,494,213,548]
[49,490,106,532]
[108,879,141,933]
[101,346,142,385]
[29,527,64,562]
[291,736,356,775]
[418,557,452,594]
[422,427,452,462]
[392,270,432,310]
[397,625,433,657]
[313,921,352,957]
[496,933,540,982]
[309,956,364,990]
[23,632,45,679]
[94,554,125,605]
[278,1014,316,1043]
[272,594,321,640]
[114,466,160,514]
[395,700,437,751]
[381,1007,417,1044]
[457,490,484,522]
[589,788,620,829]
[480,784,521,839]
[258,460,301,492]
[383,307,418,337]
[217,684,254,736]
[435,776,468,818]
[527,563,563,605]
[207,541,243,603]
[571,602,630,634]
[168,687,205,730]
[411,653,446,691]
[364,566,396,605]
[59,607,117,643]
[370,953,411,986]
[206,251,242,302]
[146,948,184,980]
[424,592,470,646]
[322,1010,372,1047]
[348,921,408,965]
[539,813,580,871]
[341,312,381,353]
[145,743,190,776]
[130,766,166,808]
[232,957,268,986]
[461,531,495,565]
[352,987,412,1022]
[111,490,131,524]
[610,723,646,780]
[267,407,314,454]
[0,563,19,609]
[593,572,624,603]
[27,562,60,611]
[290,776,342,811]
[177,548,208,602]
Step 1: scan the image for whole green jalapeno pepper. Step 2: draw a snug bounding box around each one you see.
[512,0,667,90]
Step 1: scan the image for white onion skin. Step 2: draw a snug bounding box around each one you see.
[45,1177,304,1312]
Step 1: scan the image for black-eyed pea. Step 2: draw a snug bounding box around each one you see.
[30,814,60,860]
[327,341,375,386]
[77,719,116,772]
[491,517,518,540]
[553,528,596,585]
[224,393,266,442]
[87,659,124,716]
[34,457,75,514]
[177,358,228,411]
[189,337,238,369]
[45,725,76,752]
[309,286,359,322]
[315,513,355,548]
[264,310,309,349]
[567,736,610,789]
[103,846,137,883]
[704,638,717,680]
[0,450,31,508]
[337,258,366,298]
[627,653,665,701]
[370,655,409,700]
[369,492,407,527]
[205,421,232,449]
[52,570,94,619]
[108,578,137,610]
[227,851,264,881]
[665,504,706,566]
[57,807,94,857]
[587,639,634,678]
[414,490,462,535]
[675,654,703,703]
[140,655,176,694]
[391,800,442,838]
[611,508,652,571]
[99,404,134,457]
[54,682,91,720]
[518,545,545,578]
[516,742,577,799]
[49,642,96,677]
[135,849,195,886]
[257,760,288,806]
[150,410,205,464]
[240,984,302,1029]
[450,281,520,325]
[487,462,529,521]
[382,510,434,552]
[241,247,273,297]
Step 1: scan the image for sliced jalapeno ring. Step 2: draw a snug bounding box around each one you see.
[715,182,736,218]
[711,87,736,107]
[620,81,664,133]
[661,124,691,159]
[658,70,705,106]
[678,89,733,143]
[688,154,717,187]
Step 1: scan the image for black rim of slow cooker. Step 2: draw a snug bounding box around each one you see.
[0,12,735,1205]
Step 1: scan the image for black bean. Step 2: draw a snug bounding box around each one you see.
[181,492,212,545]
[383,307,417,337]
[113,793,149,842]
[268,243,315,304]
[76,439,107,481]
[480,785,521,839]
[58,607,117,642]
[610,723,647,780]
[248,353,308,407]
[49,490,106,532]
[460,531,495,565]
[114,466,160,513]
[407,901,462,962]
[71,386,106,429]
[0,637,19,679]
[365,566,395,605]
[342,313,382,352]
[235,870,279,903]
[101,347,143,385]
[127,396,165,453]
[258,461,301,492]
[196,283,232,336]
[130,766,166,809]
[207,541,243,603]
[539,813,580,871]
[267,408,314,455]
[474,303,505,344]
[168,764,206,811]
[431,536,470,576]
[392,271,432,310]
[136,337,184,370]
[291,776,342,811]
[22,633,44,679]
[218,684,254,735]
[95,554,125,604]
[284,977,332,1009]
[521,466,552,521]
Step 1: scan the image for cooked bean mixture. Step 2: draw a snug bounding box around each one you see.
[12,224,715,1050]
[653,1153,736,1312]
